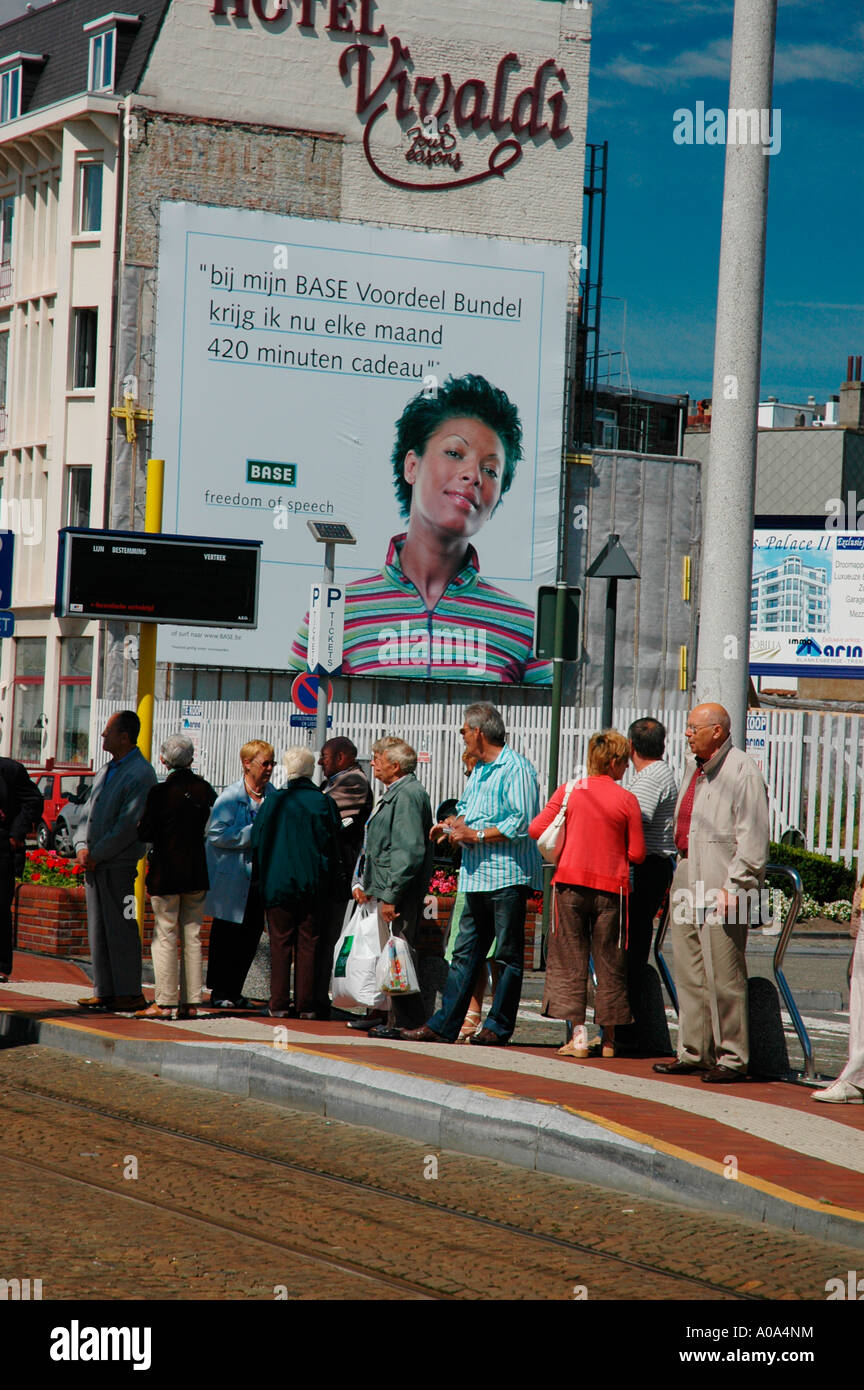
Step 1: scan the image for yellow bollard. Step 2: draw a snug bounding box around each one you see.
[133,459,164,936]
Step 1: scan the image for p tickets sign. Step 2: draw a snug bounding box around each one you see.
[308,584,345,675]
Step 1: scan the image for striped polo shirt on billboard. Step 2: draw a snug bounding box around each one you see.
[456,744,543,892]
[629,759,678,856]
[289,534,552,685]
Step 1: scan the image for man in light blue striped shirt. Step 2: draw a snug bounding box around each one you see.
[401,702,541,1046]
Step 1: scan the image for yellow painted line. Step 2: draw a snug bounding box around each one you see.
[7,1014,864,1226]
[267,1040,864,1225]
[0,1009,145,1042]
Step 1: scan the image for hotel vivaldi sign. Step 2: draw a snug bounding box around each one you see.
[207,0,576,190]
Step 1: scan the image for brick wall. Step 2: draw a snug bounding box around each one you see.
[124,109,342,267]
[14,883,214,962]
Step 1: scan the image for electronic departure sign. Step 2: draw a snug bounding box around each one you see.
[55,529,261,627]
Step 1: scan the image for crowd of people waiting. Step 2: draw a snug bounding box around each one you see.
[2,697,852,1105]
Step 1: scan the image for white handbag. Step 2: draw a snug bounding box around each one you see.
[537,781,576,865]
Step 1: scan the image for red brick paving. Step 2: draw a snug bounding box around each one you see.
[4,952,864,1226]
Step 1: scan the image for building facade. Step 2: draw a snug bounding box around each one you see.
[750,555,830,634]
[0,0,592,762]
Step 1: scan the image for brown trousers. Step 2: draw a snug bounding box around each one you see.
[542,884,632,1027]
[268,898,320,1016]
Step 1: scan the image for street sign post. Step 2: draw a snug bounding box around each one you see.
[306,520,356,765]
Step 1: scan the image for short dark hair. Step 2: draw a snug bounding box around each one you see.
[628,717,666,760]
[391,373,523,521]
[322,737,357,761]
[115,709,140,743]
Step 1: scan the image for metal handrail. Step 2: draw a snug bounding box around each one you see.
[654,862,813,1079]
[768,864,811,1079]
[653,895,677,1013]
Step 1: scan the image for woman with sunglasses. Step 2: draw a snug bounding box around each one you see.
[204,739,275,1010]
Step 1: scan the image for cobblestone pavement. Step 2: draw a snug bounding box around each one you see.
[0,1045,860,1302]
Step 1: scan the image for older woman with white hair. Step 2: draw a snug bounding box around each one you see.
[135,734,217,1019]
[251,745,345,1019]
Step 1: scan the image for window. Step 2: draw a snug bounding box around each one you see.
[64,467,92,528]
[11,637,45,764]
[78,163,103,234]
[72,309,97,390]
[88,29,115,92]
[57,637,92,765]
[0,67,20,124]
[0,194,13,264]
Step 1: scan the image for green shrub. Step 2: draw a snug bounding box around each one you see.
[768,842,856,904]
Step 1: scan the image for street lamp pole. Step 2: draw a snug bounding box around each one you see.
[696,0,778,743]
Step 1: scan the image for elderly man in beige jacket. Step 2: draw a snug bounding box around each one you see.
[654,702,769,1084]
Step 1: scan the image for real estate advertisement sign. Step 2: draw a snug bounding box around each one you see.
[750,520,864,678]
[153,202,568,683]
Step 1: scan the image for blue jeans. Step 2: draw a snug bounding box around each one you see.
[427,885,528,1041]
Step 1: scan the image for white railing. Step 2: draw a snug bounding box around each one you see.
[91,698,864,868]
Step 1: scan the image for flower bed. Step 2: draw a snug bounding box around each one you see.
[14,850,214,961]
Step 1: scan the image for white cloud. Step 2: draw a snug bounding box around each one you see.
[774,43,864,86]
[597,34,864,91]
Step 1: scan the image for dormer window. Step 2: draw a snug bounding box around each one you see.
[0,53,45,125]
[0,67,20,124]
[83,14,142,94]
[89,28,115,92]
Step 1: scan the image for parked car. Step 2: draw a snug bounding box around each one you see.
[32,770,95,854]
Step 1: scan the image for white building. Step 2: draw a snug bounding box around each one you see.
[750,555,830,634]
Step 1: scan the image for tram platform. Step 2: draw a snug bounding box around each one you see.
[2,949,863,1253]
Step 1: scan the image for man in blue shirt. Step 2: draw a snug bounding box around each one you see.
[75,709,157,1013]
[401,702,541,1046]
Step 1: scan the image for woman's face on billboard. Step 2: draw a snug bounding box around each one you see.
[403,416,505,541]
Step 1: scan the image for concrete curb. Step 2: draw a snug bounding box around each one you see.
[4,1009,863,1251]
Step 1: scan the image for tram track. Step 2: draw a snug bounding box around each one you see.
[3,1079,764,1301]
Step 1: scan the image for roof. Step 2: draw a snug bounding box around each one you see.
[0,0,169,113]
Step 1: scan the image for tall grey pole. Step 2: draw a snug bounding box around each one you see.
[314,541,335,761]
[695,0,778,745]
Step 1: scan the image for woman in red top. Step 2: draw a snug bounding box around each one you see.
[530,730,646,1060]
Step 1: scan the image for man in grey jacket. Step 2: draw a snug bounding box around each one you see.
[654,702,769,1083]
[75,710,158,1012]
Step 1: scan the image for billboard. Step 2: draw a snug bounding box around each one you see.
[152,203,568,683]
[750,519,864,677]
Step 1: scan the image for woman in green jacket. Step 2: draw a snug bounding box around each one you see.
[251,747,344,1019]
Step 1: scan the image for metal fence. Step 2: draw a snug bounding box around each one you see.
[91,699,864,868]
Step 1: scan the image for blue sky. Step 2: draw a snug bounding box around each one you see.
[588,0,862,405]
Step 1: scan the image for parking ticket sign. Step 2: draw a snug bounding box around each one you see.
[307,583,345,676]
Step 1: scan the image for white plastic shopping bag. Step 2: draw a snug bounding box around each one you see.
[374,931,420,996]
[330,898,386,1010]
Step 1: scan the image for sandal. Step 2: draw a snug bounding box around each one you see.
[558,1024,589,1059]
[457,1007,482,1044]
[134,1003,174,1020]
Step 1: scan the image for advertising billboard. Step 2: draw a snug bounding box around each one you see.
[750,519,864,678]
[153,202,568,683]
